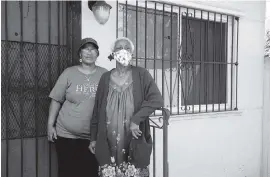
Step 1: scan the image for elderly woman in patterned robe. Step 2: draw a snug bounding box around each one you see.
[89,37,164,177]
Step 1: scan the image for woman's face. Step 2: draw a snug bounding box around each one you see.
[113,40,133,67]
[114,40,132,53]
[80,43,98,64]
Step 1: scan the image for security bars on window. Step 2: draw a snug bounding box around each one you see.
[117,0,239,115]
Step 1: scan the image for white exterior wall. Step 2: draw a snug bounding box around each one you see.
[82,1,266,177]
[262,57,270,177]
[82,1,116,70]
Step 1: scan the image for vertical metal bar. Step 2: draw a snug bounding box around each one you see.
[180,10,184,112]
[136,1,138,66]
[66,2,69,67]
[170,5,173,113]
[5,1,9,177]
[218,14,222,111]
[62,3,65,70]
[19,2,24,177]
[154,2,156,85]
[122,3,125,37]
[58,1,61,76]
[199,11,202,113]
[153,127,156,177]
[48,2,52,177]
[192,9,195,114]
[162,4,165,103]
[70,2,74,65]
[163,110,169,177]
[230,16,234,110]
[184,9,188,114]
[205,12,209,112]
[125,0,127,37]
[225,15,228,111]
[235,17,239,110]
[177,7,180,114]
[212,13,216,112]
[35,2,39,177]
[145,1,147,69]
[153,3,157,116]
[116,1,118,38]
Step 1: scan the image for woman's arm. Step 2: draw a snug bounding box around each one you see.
[130,69,164,125]
[47,68,69,141]
[48,99,61,126]
[89,92,100,153]
[90,74,105,142]
[47,99,61,142]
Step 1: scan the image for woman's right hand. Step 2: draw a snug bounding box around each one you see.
[47,125,57,142]
[89,141,96,154]
[130,122,142,139]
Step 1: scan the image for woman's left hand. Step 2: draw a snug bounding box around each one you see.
[130,122,142,139]
[88,141,96,154]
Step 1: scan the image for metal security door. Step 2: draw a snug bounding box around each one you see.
[1,1,81,177]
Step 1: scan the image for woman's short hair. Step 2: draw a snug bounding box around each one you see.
[111,37,135,53]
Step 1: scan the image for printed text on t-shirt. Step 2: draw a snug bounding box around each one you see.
[76,83,98,98]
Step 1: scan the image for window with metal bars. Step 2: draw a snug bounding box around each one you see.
[117,1,239,115]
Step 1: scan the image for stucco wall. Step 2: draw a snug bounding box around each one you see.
[262,57,270,177]
[82,1,116,70]
[82,1,266,177]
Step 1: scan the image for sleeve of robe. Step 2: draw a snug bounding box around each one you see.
[131,69,164,125]
[90,73,105,142]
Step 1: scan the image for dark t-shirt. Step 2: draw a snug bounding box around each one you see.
[49,65,107,139]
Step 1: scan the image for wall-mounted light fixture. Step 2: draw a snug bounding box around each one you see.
[88,1,112,25]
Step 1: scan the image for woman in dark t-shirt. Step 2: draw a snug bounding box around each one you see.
[47,38,107,177]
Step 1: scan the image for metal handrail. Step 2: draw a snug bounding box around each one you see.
[149,107,170,177]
